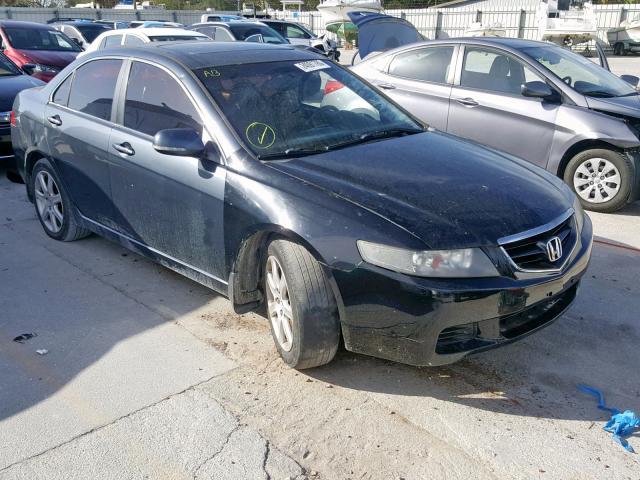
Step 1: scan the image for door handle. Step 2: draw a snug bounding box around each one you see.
[378,83,396,90]
[113,142,135,156]
[47,115,62,126]
[455,97,479,107]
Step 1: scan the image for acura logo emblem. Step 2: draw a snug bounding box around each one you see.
[546,237,563,262]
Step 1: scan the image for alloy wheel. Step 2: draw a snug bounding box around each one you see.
[573,158,621,204]
[266,255,294,352]
[34,170,64,233]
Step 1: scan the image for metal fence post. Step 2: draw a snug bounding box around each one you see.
[435,11,442,39]
[5,9,11,20]
[518,9,526,39]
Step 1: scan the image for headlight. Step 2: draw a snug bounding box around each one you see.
[0,111,10,123]
[32,64,59,74]
[357,240,499,278]
[573,195,585,232]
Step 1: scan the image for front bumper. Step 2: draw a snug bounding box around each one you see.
[333,215,593,366]
[0,125,15,164]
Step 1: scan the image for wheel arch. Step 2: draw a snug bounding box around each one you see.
[556,139,624,178]
[227,224,346,323]
[24,150,48,201]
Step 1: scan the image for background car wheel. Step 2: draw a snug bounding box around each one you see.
[564,148,633,213]
[31,158,91,241]
[614,43,625,56]
[264,239,340,369]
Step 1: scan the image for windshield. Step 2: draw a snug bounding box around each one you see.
[522,45,636,98]
[0,53,20,76]
[194,60,422,159]
[4,27,81,52]
[149,35,208,42]
[228,24,288,44]
[76,25,111,43]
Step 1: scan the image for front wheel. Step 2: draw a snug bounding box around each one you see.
[563,148,633,213]
[264,239,340,369]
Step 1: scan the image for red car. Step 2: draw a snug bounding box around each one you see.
[0,20,81,83]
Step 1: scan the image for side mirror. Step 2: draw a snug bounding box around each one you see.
[521,81,556,100]
[153,128,205,157]
[245,33,264,43]
[620,74,640,88]
[22,63,36,75]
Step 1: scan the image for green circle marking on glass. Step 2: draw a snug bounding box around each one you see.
[245,122,276,149]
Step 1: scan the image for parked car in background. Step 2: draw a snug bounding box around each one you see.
[0,51,43,165]
[260,19,340,60]
[199,14,244,23]
[353,37,640,213]
[93,20,131,30]
[12,42,591,369]
[129,20,183,29]
[0,20,82,82]
[189,21,289,45]
[51,21,112,49]
[79,28,209,57]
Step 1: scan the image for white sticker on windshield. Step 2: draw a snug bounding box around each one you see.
[294,60,331,73]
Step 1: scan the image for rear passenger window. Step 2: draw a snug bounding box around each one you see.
[67,59,122,121]
[123,62,203,137]
[124,35,144,46]
[214,28,234,42]
[195,26,216,39]
[388,46,454,84]
[52,74,73,106]
[102,34,122,48]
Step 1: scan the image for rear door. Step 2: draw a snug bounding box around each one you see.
[44,58,123,227]
[447,46,559,166]
[108,60,227,279]
[368,45,456,131]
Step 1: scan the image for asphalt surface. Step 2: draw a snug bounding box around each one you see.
[1,68,640,478]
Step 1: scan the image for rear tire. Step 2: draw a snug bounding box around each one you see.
[563,148,633,213]
[264,239,340,369]
[31,158,91,241]
[614,43,624,56]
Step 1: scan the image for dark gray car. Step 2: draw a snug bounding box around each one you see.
[352,37,640,213]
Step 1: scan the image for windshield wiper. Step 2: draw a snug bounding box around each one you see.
[257,147,329,160]
[583,90,616,98]
[325,127,423,151]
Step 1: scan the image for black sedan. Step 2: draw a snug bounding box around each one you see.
[0,52,43,165]
[11,42,592,369]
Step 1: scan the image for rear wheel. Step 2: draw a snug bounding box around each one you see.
[31,158,90,241]
[563,148,633,213]
[614,43,624,56]
[264,239,340,369]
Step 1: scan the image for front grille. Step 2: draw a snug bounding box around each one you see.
[501,214,577,271]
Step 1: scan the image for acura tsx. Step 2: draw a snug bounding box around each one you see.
[11,42,592,368]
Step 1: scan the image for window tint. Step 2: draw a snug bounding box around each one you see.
[214,28,234,42]
[52,74,73,106]
[286,25,309,39]
[461,47,541,95]
[103,34,122,48]
[124,34,144,46]
[124,62,202,137]
[67,59,122,120]
[194,26,216,39]
[4,27,80,52]
[388,46,454,84]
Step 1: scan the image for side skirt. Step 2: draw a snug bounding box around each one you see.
[80,215,230,297]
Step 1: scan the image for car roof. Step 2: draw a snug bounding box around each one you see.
[0,20,54,30]
[92,41,316,69]
[194,20,269,27]
[102,27,206,37]
[56,21,110,28]
[409,37,554,50]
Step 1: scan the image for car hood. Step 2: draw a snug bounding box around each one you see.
[268,132,571,249]
[586,94,640,118]
[0,74,45,111]
[14,49,79,68]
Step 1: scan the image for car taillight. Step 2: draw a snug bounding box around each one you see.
[10,111,16,127]
[324,80,344,95]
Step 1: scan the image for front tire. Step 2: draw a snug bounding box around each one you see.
[31,158,90,241]
[264,239,340,369]
[563,148,633,213]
